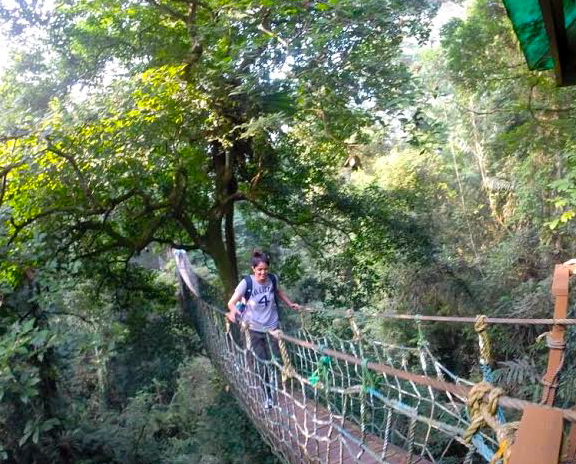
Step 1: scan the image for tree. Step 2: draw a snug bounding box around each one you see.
[0,0,438,293]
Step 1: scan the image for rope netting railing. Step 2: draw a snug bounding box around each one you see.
[173,250,576,464]
[281,327,499,463]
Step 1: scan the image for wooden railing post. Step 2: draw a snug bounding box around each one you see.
[560,262,576,463]
[541,264,570,405]
[509,405,564,464]
[541,262,576,463]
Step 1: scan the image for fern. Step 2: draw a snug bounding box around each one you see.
[492,358,540,395]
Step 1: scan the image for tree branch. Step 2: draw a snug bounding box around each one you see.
[312,213,353,235]
[172,0,212,10]
[50,311,96,326]
[73,220,134,248]
[455,90,576,118]
[208,191,246,220]
[0,160,25,206]
[150,237,199,250]
[257,23,289,48]
[46,146,95,204]
[7,186,157,247]
[8,206,83,247]
[76,243,130,260]
[246,195,352,237]
[0,161,25,178]
[0,131,31,143]
[174,212,204,249]
[247,198,308,227]
[144,0,186,21]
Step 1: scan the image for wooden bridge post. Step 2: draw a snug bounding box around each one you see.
[561,261,576,463]
[541,264,570,406]
[542,262,576,463]
[508,405,564,464]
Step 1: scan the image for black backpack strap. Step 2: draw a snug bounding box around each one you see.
[269,273,278,292]
[243,275,252,301]
[269,273,279,308]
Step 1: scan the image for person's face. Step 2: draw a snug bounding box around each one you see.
[252,262,269,283]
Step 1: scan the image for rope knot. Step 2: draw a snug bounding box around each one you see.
[474,315,488,334]
[464,382,516,464]
[241,321,251,349]
[345,310,362,342]
[486,385,504,415]
[537,331,566,350]
[475,315,492,366]
[464,381,503,443]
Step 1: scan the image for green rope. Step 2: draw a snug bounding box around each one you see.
[361,358,377,392]
[309,354,332,387]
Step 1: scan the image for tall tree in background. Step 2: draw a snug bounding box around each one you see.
[0,0,438,293]
[438,0,576,242]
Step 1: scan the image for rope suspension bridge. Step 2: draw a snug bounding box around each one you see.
[174,250,576,464]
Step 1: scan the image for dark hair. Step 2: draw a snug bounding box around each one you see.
[251,250,270,268]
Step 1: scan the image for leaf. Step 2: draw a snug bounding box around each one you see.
[30,330,48,347]
[18,433,30,447]
[560,210,575,223]
[550,178,573,191]
[40,418,60,432]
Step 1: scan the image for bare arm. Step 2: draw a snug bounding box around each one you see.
[228,293,241,312]
[277,287,300,310]
[226,293,242,322]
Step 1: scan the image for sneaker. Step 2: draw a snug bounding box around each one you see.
[264,397,273,409]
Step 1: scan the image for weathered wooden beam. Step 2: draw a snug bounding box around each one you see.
[509,405,563,464]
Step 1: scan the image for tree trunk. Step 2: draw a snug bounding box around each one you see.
[224,206,239,285]
[205,220,238,296]
[208,138,243,296]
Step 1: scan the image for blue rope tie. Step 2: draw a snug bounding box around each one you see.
[366,387,412,411]
[317,343,328,354]
[472,434,497,463]
[480,364,506,424]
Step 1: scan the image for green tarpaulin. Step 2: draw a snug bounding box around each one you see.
[503,0,576,70]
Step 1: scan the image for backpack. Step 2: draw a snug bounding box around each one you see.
[243,273,279,308]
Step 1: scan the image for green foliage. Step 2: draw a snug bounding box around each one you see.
[0,0,439,296]
[5,0,576,461]
[68,356,280,464]
[0,318,56,405]
[492,358,541,401]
